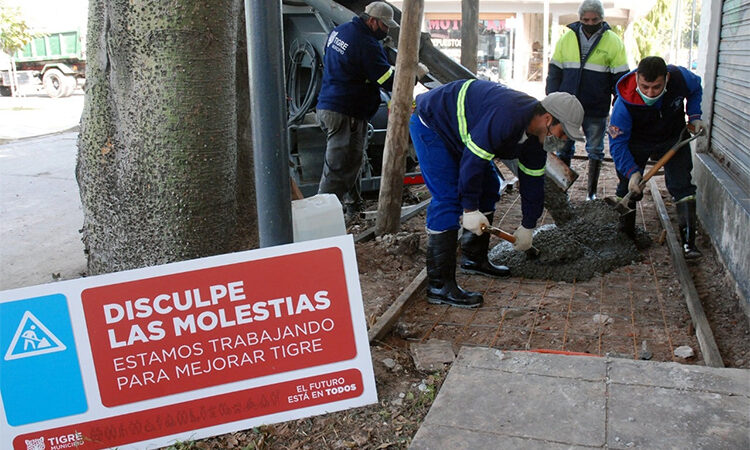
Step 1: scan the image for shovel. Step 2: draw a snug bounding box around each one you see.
[481,224,541,258]
[610,129,704,217]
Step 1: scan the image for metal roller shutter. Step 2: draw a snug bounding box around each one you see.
[710,0,750,190]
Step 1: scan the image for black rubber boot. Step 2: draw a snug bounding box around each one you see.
[677,198,702,259]
[460,214,510,277]
[586,159,602,201]
[426,230,483,308]
[618,201,636,238]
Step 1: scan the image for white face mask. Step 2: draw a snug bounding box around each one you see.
[543,124,568,153]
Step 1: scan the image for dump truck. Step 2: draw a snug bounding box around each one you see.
[0,30,85,98]
[282,0,474,196]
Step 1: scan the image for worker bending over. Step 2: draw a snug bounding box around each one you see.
[411,79,584,308]
[608,56,705,259]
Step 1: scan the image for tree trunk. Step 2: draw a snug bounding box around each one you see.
[461,0,478,74]
[77,0,256,275]
[375,0,423,236]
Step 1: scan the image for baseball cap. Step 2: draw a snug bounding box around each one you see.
[365,2,399,28]
[540,92,585,141]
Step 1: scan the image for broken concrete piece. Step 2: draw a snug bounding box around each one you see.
[639,341,653,360]
[674,345,695,359]
[410,339,455,371]
[593,313,614,325]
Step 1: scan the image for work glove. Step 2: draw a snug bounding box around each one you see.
[688,119,705,135]
[628,171,643,201]
[461,210,489,235]
[416,62,429,79]
[513,226,533,251]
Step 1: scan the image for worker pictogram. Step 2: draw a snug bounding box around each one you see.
[4,310,66,361]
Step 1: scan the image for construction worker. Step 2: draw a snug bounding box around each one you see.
[608,56,705,259]
[411,79,584,308]
[546,0,629,200]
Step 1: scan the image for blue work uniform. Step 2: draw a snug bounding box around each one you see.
[608,66,703,201]
[316,16,394,120]
[411,79,546,232]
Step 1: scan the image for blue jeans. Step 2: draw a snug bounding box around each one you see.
[556,116,608,161]
[410,114,500,232]
[615,134,696,201]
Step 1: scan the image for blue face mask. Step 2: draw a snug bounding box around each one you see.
[636,86,666,105]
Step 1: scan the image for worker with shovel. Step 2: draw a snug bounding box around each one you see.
[608,56,705,259]
[411,80,584,308]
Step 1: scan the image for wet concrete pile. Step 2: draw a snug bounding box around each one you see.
[488,185,651,282]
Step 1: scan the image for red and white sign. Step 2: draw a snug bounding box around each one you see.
[1,235,376,450]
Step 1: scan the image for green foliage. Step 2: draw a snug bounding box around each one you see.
[632,0,673,62]
[0,2,33,56]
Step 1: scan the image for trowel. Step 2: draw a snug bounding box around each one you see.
[609,129,704,217]
[481,224,541,258]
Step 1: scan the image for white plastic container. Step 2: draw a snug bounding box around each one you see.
[292,193,346,242]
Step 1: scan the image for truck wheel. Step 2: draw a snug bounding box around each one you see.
[43,69,76,98]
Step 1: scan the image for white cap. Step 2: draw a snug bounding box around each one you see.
[365,2,398,28]
[541,92,585,141]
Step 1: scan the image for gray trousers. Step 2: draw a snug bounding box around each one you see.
[317,109,367,208]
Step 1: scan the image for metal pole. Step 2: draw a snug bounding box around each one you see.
[245,0,293,247]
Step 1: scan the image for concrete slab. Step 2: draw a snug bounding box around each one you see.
[410,347,750,449]
[410,339,456,371]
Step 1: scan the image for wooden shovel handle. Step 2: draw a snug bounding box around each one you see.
[481,224,516,243]
[640,130,704,187]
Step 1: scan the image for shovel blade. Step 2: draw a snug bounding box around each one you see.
[615,202,634,216]
[546,153,579,191]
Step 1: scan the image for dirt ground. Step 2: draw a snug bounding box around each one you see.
[193,173,749,449]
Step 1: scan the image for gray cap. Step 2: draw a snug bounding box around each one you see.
[541,92,585,141]
[365,2,398,28]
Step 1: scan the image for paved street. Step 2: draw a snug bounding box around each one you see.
[0,91,86,291]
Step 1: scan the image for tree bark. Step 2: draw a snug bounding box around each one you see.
[375,0,423,236]
[461,0,478,73]
[77,0,256,275]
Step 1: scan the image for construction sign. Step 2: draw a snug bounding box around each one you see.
[0,235,376,450]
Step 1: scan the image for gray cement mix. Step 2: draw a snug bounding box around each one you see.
[489,186,651,282]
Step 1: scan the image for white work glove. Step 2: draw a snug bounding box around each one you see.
[628,171,643,199]
[461,210,489,235]
[688,119,705,135]
[416,62,429,79]
[513,226,533,251]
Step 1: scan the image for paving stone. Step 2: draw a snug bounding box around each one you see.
[416,349,606,447]
[608,357,750,397]
[410,423,593,450]
[607,383,750,449]
[458,346,606,382]
[410,339,455,371]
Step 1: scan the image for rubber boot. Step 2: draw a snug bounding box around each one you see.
[618,201,636,238]
[677,198,702,259]
[460,214,510,277]
[426,230,483,308]
[586,159,602,201]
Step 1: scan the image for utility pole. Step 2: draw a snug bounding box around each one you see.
[460,0,479,73]
[375,0,424,235]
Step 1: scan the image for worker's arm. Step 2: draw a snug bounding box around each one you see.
[546,40,565,94]
[679,66,703,123]
[608,99,640,179]
[363,41,395,92]
[517,139,546,229]
[608,32,629,99]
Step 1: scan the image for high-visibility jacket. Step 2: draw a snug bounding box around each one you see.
[316,16,394,119]
[608,66,703,179]
[546,22,628,117]
[415,79,546,228]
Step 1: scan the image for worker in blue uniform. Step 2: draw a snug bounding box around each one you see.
[316,2,427,220]
[608,56,705,258]
[546,0,629,200]
[411,80,585,308]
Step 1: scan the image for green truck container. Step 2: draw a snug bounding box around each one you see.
[1,30,86,98]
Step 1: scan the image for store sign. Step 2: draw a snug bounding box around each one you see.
[0,235,376,450]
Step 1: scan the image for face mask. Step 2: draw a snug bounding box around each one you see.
[636,86,667,106]
[543,124,568,153]
[373,28,388,40]
[582,23,602,34]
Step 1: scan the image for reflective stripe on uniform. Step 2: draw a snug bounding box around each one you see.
[675,195,696,203]
[457,79,494,161]
[377,67,394,85]
[518,161,545,177]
